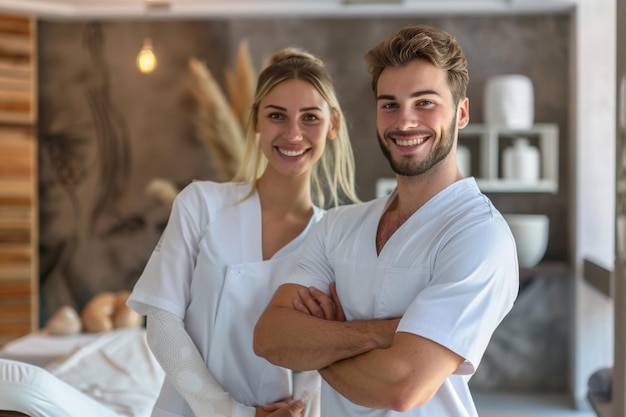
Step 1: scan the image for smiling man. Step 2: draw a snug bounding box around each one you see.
[254,25,519,417]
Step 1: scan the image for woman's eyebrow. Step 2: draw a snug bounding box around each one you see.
[264,104,287,111]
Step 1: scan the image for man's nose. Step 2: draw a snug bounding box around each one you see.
[396,107,419,129]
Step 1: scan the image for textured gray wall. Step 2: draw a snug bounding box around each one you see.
[37,14,571,392]
[227,15,571,262]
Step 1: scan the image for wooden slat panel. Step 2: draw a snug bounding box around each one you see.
[0,309,31,321]
[0,125,34,141]
[0,205,31,222]
[0,322,31,331]
[0,178,34,198]
[0,110,32,124]
[0,101,30,112]
[0,62,30,80]
[0,246,31,263]
[0,14,37,341]
[0,284,31,296]
[0,34,33,57]
[0,196,31,206]
[0,76,30,91]
[0,89,31,102]
[0,19,34,125]
[0,15,31,36]
[0,156,32,176]
[0,230,30,244]
[0,264,32,280]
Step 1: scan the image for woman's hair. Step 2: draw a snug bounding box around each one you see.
[233,47,359,208]
[364,25,469,104]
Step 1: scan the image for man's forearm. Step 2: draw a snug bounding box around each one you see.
[254,302,397,371]
[318,332,465,412]
[319,349,402,410]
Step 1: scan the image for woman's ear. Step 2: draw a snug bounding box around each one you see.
[328,110,340,140]
[253,113,259,133]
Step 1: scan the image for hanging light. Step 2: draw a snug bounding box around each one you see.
[137,38,157,73]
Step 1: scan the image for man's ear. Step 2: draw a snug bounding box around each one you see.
[457,97,470,129]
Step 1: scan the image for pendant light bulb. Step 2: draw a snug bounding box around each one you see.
[137,38,157,73]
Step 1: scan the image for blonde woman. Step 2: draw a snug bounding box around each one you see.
[127,47,359,417]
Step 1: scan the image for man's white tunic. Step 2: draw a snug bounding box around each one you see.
[290,178,519,416]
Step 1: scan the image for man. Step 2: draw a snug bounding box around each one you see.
[254,25,519,416]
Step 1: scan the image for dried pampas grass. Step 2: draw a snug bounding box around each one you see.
[190,40,256,181]
[146,40,256,207]
[145,178,179,209]
[224,40,256,134]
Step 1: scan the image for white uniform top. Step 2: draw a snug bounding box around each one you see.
[127,181,324,417]
[290,178,519,417]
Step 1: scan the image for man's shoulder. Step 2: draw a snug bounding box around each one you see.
[325,198,382,220]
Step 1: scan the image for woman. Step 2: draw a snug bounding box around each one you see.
[127,47,359,417]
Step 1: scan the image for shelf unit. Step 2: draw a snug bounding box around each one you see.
[459,123,559,193]
[0,15,38,347]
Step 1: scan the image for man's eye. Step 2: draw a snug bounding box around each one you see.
[381,102,397,109]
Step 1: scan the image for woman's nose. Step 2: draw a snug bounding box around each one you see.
[284,121,303,141]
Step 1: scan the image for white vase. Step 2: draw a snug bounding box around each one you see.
[502,137,540,182]
[484,74,535,129]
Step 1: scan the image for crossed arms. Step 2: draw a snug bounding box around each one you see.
[253,283,464,412]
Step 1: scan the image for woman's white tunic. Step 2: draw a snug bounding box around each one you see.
[128,181,323,417]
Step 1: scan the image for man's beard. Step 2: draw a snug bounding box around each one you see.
[378,113,458,177]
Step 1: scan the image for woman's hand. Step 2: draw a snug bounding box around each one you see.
[256,399,304,417]
[292,282,345,321]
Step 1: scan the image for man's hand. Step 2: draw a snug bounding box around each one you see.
[254,283,400,371]
[256,399,305,417]
[292,283,345,321]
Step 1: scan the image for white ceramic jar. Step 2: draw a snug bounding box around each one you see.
[502,137,540,182]
[484,74,535,129]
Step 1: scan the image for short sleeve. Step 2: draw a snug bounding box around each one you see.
[127,183,209,319]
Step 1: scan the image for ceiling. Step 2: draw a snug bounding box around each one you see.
[0,0,577,19]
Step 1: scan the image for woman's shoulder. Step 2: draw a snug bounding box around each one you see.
[175,180,252,210]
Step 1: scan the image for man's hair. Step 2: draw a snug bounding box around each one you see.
[364,25,469,104]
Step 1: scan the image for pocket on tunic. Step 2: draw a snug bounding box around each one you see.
[375,267,431,317]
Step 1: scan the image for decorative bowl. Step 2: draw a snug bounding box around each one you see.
[503,213,549,268]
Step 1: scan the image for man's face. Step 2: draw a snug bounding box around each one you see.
[375,59,468,177]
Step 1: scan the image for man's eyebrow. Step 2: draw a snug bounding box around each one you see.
[376,90,441,101]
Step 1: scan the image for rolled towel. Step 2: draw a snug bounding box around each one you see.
[588,367,613,401]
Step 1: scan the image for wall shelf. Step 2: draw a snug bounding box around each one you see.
[459,123,559,193]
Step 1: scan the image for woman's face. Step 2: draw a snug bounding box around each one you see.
[256,78,337,180]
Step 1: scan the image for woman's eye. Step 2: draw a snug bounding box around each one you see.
[268,113,284,120]
[303,114,319,122]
